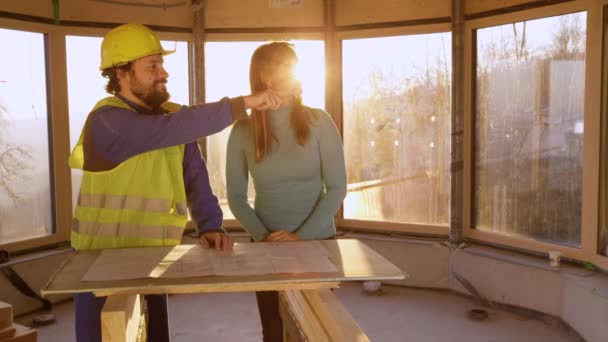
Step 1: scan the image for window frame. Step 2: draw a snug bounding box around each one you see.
[0,18,67,253]
[336,23,452,236]
[463,0,607,270]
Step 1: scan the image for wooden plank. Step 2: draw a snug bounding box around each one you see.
[465,0,561,15]
[1,323,37,342]
[0,325,16,340]
[0,301,13,330]
[94,282,339,297]
[280,290,330,342]
[42,239,406,297]
[280,289,370,342]
[302,290,370,342]
[101,295,143,342]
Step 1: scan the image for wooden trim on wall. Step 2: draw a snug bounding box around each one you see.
[204,32,324,42]
[337,219,449,236]
[335,17,451,32]
[592,254,608,270]
[465,0,590,29]
[205,27,324,35]
[336,23,451,40]
[0,10,191,33]
[465,0,576,20]
[466,229,585,258]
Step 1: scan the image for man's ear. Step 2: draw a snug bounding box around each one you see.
[116,68,130,82]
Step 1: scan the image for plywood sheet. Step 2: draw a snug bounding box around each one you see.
[42,239,406,296]
[82,241,337,281]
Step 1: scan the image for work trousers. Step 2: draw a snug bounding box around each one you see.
[256,291,283,342]
[74,292,170,342]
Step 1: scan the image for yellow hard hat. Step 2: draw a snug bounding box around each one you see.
[99,23,174,70]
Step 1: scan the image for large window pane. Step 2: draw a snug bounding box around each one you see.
[0,28,53,244]
[66,36,189,211]
[475,12,586,246]
[342,33,451,225]
[205,41,325,219]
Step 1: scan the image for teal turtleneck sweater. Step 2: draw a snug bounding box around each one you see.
[226,105,347,242]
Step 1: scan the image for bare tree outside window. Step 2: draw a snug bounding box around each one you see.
[342,33,451,225]
[475,12,586,246]
[0,28,53,244]
[0,103,31,203]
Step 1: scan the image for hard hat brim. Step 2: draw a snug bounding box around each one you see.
[99,49,175,70]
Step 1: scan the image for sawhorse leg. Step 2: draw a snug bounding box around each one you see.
[101,294,146,342]
[279,289,370,342]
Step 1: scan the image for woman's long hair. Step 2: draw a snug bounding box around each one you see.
[249,42,318,162]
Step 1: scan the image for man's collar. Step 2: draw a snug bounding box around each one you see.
[116,94,163,115]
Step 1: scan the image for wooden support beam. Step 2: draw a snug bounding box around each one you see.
[101,295,144,342]
[0,302,13,330]
[0,326,17,340]
[0,324,37,342]
[279,289,369,342]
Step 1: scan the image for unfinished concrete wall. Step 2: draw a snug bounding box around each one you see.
[348,233,608,342]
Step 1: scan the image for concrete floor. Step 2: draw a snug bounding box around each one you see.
[16,282,580,342]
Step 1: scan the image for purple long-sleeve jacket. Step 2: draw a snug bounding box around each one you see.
[81,94,246,235]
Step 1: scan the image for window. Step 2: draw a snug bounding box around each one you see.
[0,28,53,244]
[342,33,452,225]
[205,40,325,219]
[66,36,189,210]
[474,12,587,246]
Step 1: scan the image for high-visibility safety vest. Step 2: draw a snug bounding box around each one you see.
[69,96,188,250]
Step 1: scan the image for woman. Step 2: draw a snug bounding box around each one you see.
[226,42,347,341]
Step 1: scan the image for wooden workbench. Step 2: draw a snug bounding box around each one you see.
[42,239,406,342]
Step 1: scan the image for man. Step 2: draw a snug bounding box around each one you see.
[69,23,281,342]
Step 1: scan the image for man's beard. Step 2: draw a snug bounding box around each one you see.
[130,75,170,111]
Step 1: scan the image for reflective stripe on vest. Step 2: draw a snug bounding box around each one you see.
[77,193,189,216]
[72,219,184,241]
